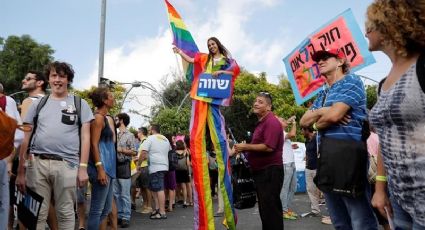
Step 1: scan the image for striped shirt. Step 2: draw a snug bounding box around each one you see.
[311,74,366,141]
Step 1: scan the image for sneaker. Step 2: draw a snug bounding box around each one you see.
[287,209,298,217]
[321,216,332,225]
[117,218,123,226]
[121,219,130,228]
[283,212,297,220]
[301,211,321,218]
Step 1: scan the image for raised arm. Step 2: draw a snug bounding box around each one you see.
[173,47,194,63]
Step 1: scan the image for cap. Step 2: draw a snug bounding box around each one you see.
[311,48,346,62]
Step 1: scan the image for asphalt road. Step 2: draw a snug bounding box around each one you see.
[124,193,333,230]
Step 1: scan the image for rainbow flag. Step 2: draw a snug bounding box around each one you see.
[165,0,199,82]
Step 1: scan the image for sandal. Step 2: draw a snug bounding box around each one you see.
[150,212,167,220]
[150,209,159,217]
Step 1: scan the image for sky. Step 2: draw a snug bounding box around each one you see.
[1,0,391,128]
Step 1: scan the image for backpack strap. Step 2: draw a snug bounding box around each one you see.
[416,52,425,94]
[28,95,50,153]
[377,77,387,96]
[74,95,82,155]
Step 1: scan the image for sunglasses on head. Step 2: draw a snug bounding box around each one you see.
[259,91,272,101]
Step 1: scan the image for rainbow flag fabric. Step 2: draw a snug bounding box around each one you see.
[165,0,199,82]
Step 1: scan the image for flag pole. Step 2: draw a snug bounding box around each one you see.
[163,0,184,81]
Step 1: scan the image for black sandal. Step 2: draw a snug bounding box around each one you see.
[150,209,159,217]
[150,212,167,220]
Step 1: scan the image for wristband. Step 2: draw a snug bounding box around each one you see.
[313,123,318,131]
[79,163,88,168]
[376,175,387,182]
[95,162,103,167]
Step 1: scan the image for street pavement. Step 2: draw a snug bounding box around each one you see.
[125,193,334,230]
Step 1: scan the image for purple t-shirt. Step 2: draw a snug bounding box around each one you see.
[247,112,284,171]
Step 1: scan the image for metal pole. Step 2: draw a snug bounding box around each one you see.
[358,74,379,84]
[98,0,107,86]
[119,85,134,112]
[176,93,190,114]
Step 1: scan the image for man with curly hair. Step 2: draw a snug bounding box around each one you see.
[366,0,425,229]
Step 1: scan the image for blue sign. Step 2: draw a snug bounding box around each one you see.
[197,73,232,99]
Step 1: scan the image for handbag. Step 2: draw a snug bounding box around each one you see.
[232,154,257,209]
[314,136,368,197]
[116,159,131,179]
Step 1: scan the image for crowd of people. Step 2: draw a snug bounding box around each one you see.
[1,0,425,230]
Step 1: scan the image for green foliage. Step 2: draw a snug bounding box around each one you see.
[366,84,378,110]
[151,106,191,136]
[0,35,54,95]
[222,71,308,142]
[72,85,126,116]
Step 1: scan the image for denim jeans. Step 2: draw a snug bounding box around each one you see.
[113,178,131,220]
[88,167,113,229]
[324,186,378,230]
[280,162,297,212]
[390,195,425,230]
[0,160,9,230]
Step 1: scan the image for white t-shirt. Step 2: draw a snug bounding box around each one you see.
[141,134,171,174]
[282,131,295,163]
[3,96,24,148]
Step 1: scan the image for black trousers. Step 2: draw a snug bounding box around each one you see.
[252,165,284,230]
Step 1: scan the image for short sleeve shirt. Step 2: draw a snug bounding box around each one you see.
[282,131,295,163]
[141,134,171,174]
[311,74,366,141]
[24,95,94,165]
[247,112,284,171]
[117,129,137,161]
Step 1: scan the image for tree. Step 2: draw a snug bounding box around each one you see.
[366,84,378,110]
[150,106,191,136]
[72,85,127,116]
[0,35,54,94]
[223,70,308,142]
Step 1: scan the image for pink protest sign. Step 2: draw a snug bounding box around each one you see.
[283,9,375,105]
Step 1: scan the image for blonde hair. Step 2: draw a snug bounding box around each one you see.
[366,0,425,57]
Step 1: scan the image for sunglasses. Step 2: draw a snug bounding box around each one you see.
[316,55,335,62]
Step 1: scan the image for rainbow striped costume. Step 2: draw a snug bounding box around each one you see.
[165,1,240,229]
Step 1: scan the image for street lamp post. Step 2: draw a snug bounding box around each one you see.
[100,78,169,112]
[98,0,107,86]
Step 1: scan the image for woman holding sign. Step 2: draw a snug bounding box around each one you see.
[366,0,425,229]
[173,37,239,230]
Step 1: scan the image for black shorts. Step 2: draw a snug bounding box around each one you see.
[176,170,190,183]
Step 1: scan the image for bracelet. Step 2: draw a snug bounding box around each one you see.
[79,163,88,168]
[95,162,103,167]
[313,123,318,131]
[376,175,387,182]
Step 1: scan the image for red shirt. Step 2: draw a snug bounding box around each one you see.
[247,112,284,171]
